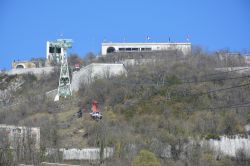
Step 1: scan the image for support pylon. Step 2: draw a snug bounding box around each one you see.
[49,39,73,101]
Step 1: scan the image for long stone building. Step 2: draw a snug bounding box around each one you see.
[101,42,192,56]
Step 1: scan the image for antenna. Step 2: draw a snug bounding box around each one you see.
[186,34,190,42]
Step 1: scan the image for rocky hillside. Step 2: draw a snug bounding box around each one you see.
[1,50,250,165]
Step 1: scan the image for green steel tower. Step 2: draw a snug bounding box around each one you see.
[49,39,73,101]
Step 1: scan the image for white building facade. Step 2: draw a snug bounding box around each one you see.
[101,42,191,56]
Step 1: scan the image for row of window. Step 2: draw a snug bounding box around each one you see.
[118,47,152,52]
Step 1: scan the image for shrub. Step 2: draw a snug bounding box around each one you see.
[131,149,161,166]
[205,133,221,140]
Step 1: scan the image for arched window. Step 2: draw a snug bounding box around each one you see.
[16,64,24,69]
[107,47,115,54]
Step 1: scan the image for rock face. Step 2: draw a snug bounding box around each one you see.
[0,75,24,106]
[71,63,127,92]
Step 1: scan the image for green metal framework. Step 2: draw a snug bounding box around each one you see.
[50,39,73,99]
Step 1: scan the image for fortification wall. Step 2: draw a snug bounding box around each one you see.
[6,67,54,76]
[71,63,127,92]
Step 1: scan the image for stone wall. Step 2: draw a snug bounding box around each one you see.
[71,63,127,92]
[46,148,114,160]
[6,67,54,76]
[203,135,250,157]
[61,148,114,160]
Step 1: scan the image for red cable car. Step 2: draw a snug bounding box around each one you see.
[89,100,102,120]
[73,63,81,72]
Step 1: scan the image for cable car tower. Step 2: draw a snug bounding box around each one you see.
[49,39,73,101]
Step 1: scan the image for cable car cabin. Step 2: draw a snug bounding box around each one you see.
[90,100,102,120]
[73,63,81,72]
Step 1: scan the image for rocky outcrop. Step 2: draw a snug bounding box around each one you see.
[0,75,24,106]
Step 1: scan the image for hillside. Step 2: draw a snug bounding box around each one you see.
[1,50,250,165]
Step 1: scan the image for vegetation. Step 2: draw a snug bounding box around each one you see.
[131,149,161,166]
[0,49,250,165]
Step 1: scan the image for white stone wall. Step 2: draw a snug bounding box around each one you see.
[215,67,250,74]
[61,148,114,160]
[71,63,127,92]
[118,59,157,66]
[6,67,54,76]
[203,135,250,158]
[40,162,79,166]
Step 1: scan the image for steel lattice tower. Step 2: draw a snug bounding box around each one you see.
[50,39,73,100]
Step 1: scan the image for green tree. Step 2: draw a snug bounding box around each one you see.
[131,149,161,166]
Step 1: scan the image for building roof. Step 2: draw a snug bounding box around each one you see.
[102,42,191,46]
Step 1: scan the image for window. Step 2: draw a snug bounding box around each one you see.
[125,48,132,51]
[132,48,139,51]
[107,47,116,53]
[49,47,61,53]
[119,48,125,51]
[56,48,61,53]
[13,128,22,134]
[141,48,152,51]
[49,47,55,53]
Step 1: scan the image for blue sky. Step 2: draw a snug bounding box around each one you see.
[0,0,249,69]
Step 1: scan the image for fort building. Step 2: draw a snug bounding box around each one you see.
[101,42,192,56]
[12,60,43,69]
